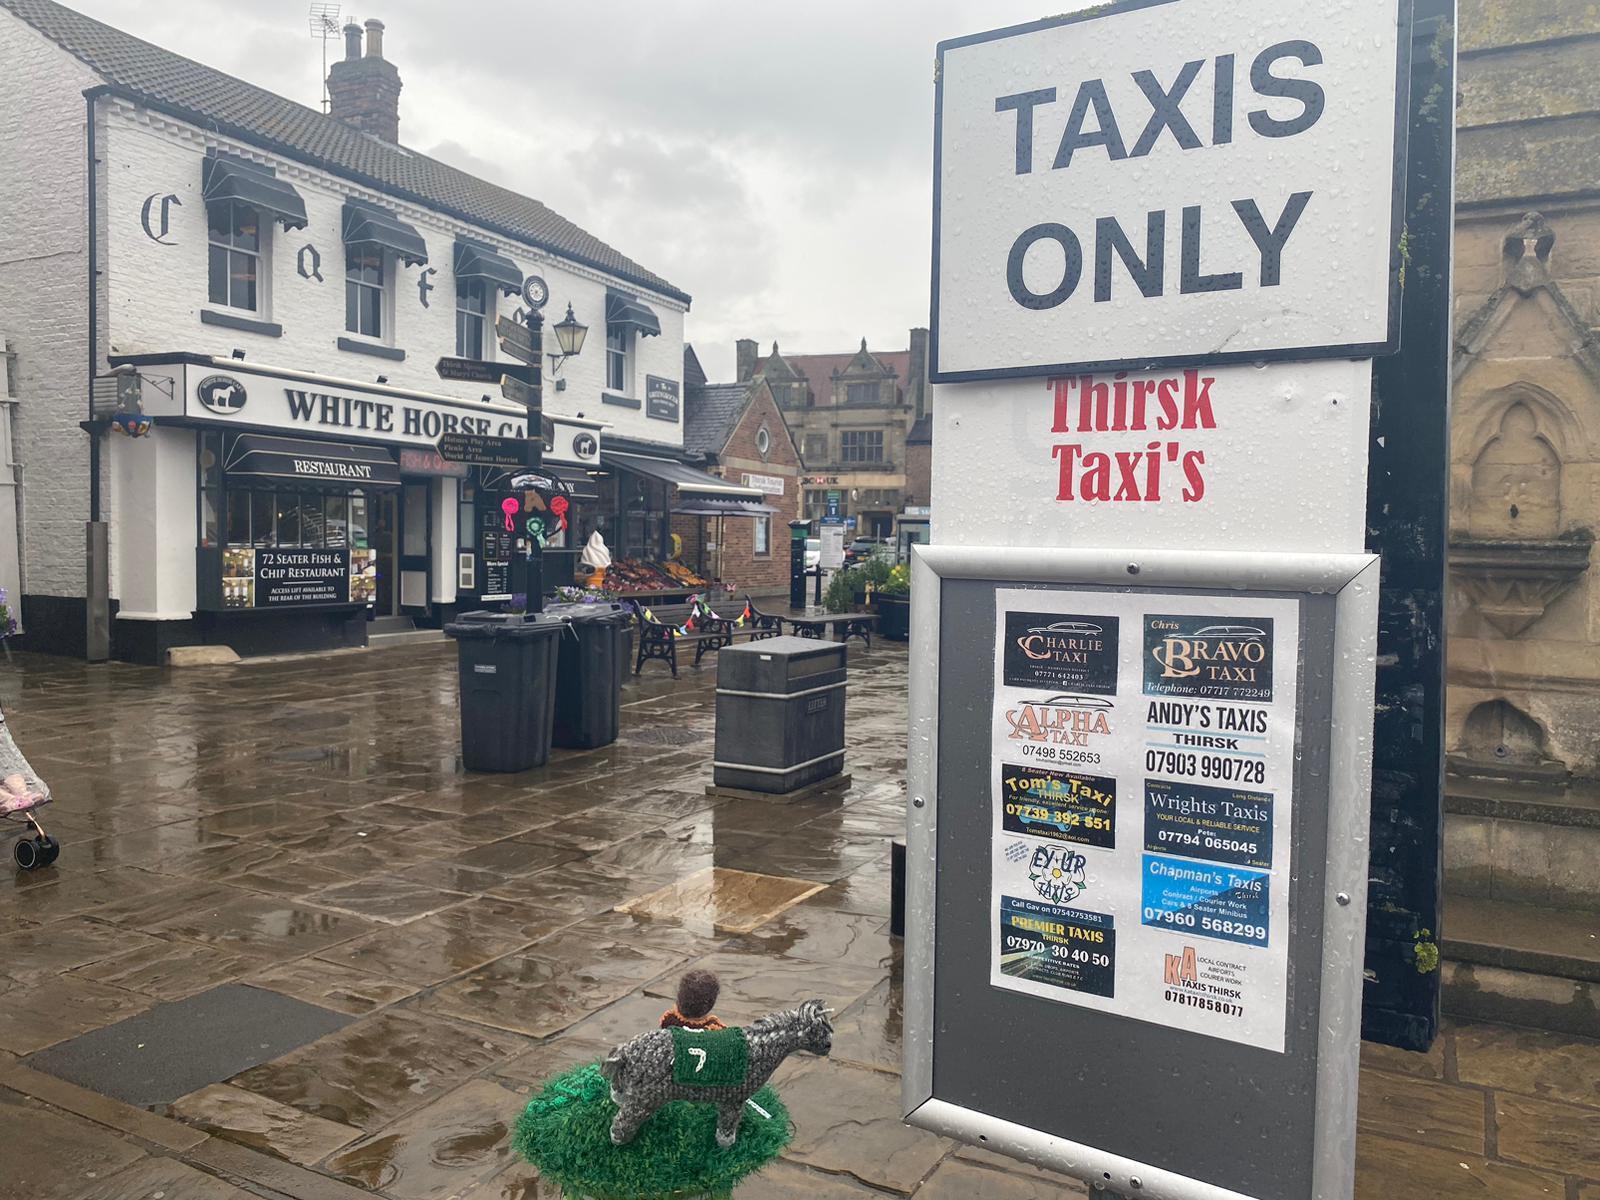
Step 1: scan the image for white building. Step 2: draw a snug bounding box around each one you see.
[0,0,754,661]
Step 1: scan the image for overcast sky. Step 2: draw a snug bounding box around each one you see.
[69,0,1071,381]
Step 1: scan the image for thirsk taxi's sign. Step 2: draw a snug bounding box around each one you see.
[931,0,1408,382]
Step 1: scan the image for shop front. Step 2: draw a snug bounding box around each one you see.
[456,414,604,601]
[107,354,530,662]
[576,449,768,600]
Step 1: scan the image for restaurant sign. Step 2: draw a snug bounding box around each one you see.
[645,375,681,422]
[176,361,528,449]
[219,546,377,609]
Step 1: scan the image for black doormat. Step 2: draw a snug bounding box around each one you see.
[22,983,352,1107]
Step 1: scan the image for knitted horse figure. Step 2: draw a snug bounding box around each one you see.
[601,998,833,1149]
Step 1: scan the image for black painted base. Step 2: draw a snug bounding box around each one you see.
[14,594,369,665]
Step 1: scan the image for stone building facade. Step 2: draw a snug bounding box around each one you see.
[1444,0,1600,1033]
[735,329,931,538]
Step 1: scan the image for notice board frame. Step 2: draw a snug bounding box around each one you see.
[903,545,1379,1200]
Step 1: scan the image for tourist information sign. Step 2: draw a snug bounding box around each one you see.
[436,432,527,469]
[436,357,539,386]
[496,315,538,365]
[906,3,1448,1199]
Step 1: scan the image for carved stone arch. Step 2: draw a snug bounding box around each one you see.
[1469,401,1562,538]
[1449,698,1568,782]
[1454,380,1578,476]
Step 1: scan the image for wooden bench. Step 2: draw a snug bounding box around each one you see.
[630,596,783,677]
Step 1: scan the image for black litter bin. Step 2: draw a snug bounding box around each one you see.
[713,636,847,793]
[445,614,563,772]
[545,602,631,750]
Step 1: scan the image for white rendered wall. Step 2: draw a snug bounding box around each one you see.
[0,12,101,601]
[98,103,688,449]
[109,426,196,619]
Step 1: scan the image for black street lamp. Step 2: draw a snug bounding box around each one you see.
[547,303,588,390]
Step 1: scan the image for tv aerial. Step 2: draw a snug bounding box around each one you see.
[309,3,341,112]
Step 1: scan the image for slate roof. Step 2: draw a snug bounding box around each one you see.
[683,381,750,457]
[2,0,688,304]
[682,344,708,387]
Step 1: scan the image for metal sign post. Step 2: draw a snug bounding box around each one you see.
[499,278,547,612]
[907,2,1448,1197]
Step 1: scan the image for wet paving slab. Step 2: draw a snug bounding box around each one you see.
[3,640,1599,1198]
[227,1009,527,1132]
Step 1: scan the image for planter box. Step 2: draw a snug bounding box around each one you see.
[876,595,910,641]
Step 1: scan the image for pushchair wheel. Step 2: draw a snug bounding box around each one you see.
[14,835,57,870]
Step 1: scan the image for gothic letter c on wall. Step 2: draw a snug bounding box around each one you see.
[297,243,324,282]
[140,193,181,244]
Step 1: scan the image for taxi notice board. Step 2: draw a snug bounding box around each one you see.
[931,0,1408,382]
[906,3,1437,1200]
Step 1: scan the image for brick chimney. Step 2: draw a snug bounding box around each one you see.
[736,338,759,382]
[327,18,402,143]
[908,327,930,419]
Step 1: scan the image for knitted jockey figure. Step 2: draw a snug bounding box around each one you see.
[512,968,834,1199]
[659,969,725,1032]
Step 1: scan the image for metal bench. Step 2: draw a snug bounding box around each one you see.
[631,597,782,677]
[743,596,878,648]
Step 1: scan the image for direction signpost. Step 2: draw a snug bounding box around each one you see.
[436,357,539,386]
[436,432,529,470]
[498,280,547,610]
[906,3,1450,1199]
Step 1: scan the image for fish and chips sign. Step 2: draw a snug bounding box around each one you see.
[931,0,1406,381]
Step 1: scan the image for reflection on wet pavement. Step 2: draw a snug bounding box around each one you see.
[0,639,1216,1198]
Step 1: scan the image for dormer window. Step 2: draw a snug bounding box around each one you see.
[208,201,262,312]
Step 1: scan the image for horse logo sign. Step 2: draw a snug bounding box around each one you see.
[196,375,248,416]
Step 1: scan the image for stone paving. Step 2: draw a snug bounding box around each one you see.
[0,641,1594,1199]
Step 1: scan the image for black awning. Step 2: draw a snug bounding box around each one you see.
[342,201,428,266]
[607,451,763,499]
[202,153,308,230]
[605,290,662,338]
[454,239,522,296]
[225,434,400,488]
[671,498,778,517]
[547,465,599,501]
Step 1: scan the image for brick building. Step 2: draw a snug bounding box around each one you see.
[677,356,801,597]
[733,329,931,538]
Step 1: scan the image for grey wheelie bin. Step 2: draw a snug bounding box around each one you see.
[445,613,563,772]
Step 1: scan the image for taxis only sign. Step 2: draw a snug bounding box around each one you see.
[932,0,1408,380]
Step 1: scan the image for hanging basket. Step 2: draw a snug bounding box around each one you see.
[513,1064,791,1200]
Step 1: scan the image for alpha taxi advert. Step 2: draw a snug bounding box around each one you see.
[990,586,1301,1053]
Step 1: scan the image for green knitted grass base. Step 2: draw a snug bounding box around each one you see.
[512,1063,791,1200]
